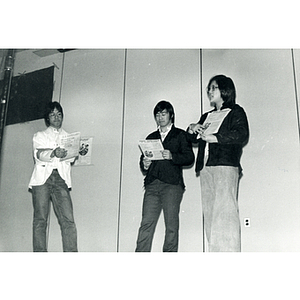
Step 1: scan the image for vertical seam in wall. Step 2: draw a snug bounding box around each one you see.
[45,52,66,247]
[58,52,65,103]
[199,49,205,252]
[291,49,300,142]
[200,49,203,115]
[116,49,128,252]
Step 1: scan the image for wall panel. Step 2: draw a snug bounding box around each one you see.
[0,50,64,251]
[292,49,300,141]
[57,49,125,251]
[119,49,203,252]
[202,49,300,251]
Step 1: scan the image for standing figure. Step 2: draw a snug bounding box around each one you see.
[29,101,78,252]
[187,75,249,252]
[136,100,194,252]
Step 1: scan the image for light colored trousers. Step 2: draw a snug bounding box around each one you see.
[200,165,241,252]
[32,169,78,252]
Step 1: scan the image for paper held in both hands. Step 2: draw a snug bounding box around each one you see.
[138,139,164,160]
[197,108,231,139]
[59,132,81,161]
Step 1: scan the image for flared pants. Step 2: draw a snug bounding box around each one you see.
[200,166,241,252]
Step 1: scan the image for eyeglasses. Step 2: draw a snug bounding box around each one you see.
[49,112,62,118]
[207,85,219,92]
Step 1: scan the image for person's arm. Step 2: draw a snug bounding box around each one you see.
[200,134,218,143]
[36,148,54,161]
[36,147,68,160]
[139,154,152,175]
[33,132,53,162]
[33,133,68,162]
[186,113,209,143]
[170,131,195,166]
[214,106,249,145]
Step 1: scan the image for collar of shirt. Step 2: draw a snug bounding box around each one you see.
[46,126,63,143]
[47,126,62,134]
[158,123,173,141]
[45,126,63,163]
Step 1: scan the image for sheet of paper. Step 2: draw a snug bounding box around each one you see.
[59,132,81,161]
[75,136,93,166]
[198,108,231,138]
[138,139,164,160]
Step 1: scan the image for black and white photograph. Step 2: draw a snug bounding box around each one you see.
[0,1,299,299]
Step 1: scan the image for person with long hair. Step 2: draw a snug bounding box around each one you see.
[188,75,249,251]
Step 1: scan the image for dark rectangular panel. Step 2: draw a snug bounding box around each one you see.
[4,66,54,125]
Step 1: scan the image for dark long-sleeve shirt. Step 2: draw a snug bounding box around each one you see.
[189,104,249,173]
[140,126,195,188]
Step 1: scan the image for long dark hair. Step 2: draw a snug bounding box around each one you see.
[207,75,236,108]
[44,101,64,127]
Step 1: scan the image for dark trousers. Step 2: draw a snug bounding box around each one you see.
[31,169,78,252]
[135,179,184,252]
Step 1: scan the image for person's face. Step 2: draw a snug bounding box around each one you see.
[49,108,63,129]
[155,109,172,128]
[207,80,223,107]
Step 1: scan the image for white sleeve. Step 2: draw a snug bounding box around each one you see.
[33,132,54,163]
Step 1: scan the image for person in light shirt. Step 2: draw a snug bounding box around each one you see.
[28,101,77,252]
[187,75,249,252]
[135,100,194,252]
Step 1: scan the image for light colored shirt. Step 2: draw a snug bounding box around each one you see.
[28,126,74,188]
[159,123,173,142]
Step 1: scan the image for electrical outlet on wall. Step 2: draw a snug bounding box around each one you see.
[244,218,250,227]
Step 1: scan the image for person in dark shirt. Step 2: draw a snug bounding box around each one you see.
[135,100,194,252]
[187,75,249,252]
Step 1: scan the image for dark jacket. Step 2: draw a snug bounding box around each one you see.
[140,126,195,189]
[189,104,249,173]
